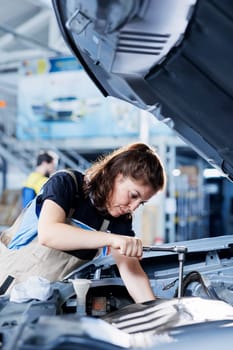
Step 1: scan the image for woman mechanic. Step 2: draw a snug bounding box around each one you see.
[6,142,166,303]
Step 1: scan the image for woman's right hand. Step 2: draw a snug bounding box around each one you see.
[108,234,143,258]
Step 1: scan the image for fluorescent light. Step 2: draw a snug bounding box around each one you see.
[203,168,223,178]
[172,168,181,176]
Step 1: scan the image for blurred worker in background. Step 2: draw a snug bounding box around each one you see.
[22,150,58,208]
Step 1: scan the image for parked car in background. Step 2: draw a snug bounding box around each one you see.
[1,0,233,349]
[31,96,81,121]
[44,96,81,121]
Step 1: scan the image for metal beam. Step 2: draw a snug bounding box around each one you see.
[0,10,51,48]
[0,23,64,56]
[0,49,53,65]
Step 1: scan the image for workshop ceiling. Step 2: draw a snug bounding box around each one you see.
[0,0,69,70]
[0,0,71,112]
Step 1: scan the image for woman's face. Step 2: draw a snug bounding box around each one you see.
[106,174,156,217]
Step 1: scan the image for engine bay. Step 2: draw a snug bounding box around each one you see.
[2,237,233,349]
[63,242,233,317]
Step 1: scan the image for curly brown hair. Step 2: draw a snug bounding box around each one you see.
[84,142,166,212]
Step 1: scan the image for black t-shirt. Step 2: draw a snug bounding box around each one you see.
[36,170,135,260]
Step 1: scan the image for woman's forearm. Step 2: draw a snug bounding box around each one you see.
[38,220,113,250]
[111,249,155,303]
[38,199,144,258]
[37,200,110,250]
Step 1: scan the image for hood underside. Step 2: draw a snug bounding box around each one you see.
[52,0,233,180]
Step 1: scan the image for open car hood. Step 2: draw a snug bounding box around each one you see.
[52,0,233,180]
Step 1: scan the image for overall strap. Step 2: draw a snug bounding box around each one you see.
[54,169,79,193]
[100,219,110,256]
[54,169,80,217]
[100,219,110,232]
